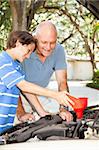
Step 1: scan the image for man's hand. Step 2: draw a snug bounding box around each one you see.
[59,108,73,122]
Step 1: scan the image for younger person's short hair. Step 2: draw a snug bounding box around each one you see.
[7,31,36,49]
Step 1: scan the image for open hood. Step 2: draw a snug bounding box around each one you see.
[76,0,99,19]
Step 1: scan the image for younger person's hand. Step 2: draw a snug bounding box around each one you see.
[56,91,74,108]
[18,112,35,122]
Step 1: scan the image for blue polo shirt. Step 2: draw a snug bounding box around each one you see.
[22,43,67,87]
[0,51,25,134]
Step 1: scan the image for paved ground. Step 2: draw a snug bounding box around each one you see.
[1,140,99,150]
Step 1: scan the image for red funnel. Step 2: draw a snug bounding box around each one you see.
[78,97,88,109]
[67,94,88,119]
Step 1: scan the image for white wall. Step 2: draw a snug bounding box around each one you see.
[67,60,93,80]
[51,60,99,81]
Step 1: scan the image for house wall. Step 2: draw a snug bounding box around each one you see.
[67,60,93,80]
[51,60,99,81]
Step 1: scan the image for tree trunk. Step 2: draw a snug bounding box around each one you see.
[9,0,27,31]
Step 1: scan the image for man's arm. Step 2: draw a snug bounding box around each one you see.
[16,96,26,119]
[55,69,73,122]
[55,69,69,92]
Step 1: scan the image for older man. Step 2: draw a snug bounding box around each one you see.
[17,21,73,122]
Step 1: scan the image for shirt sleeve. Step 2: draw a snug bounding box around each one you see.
[0,61,25,89]
[54,44,67,70]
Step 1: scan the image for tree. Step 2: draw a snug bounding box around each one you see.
[0,0,98,75]
[0,0,11,50]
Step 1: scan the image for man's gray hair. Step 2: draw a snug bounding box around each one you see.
[35,21,57,35]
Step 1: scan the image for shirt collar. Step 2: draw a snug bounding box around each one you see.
[2,51,20,66]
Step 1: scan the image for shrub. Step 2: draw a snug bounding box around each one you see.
[86,70,99,90]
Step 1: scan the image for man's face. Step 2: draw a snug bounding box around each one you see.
[36,30,57,57]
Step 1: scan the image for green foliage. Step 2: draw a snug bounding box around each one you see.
[86,70,99,90]
[0,0,11,29]
[93,70,99,83]
[94,22,99,31]
[0,0,12,50]
[87,82,99,90]
[0,0,98,61]
[0,42,4,51]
